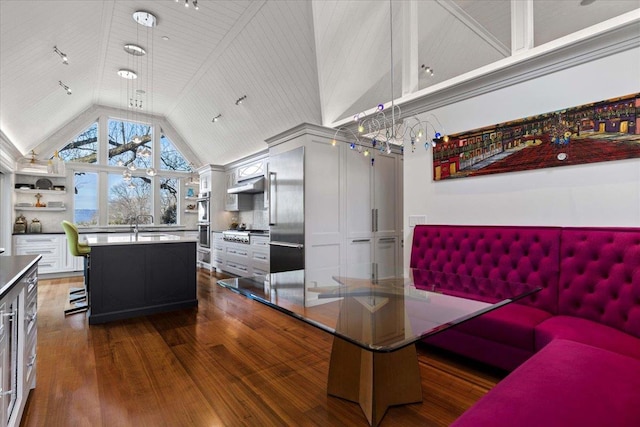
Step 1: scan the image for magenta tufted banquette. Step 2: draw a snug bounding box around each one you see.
[410,224,640,370]
[433,225,640,427]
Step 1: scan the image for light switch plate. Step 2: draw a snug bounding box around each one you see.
[409,215,427,227]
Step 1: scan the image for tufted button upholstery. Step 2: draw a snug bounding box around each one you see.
[410,225,561,313]
[558,228,640,339]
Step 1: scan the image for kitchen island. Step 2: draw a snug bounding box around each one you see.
[83,233,197,324]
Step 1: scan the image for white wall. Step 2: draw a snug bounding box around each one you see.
[404,47,640,268]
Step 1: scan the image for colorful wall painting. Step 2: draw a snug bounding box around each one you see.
[432,93,640,181]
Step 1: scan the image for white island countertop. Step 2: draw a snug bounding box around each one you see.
[82,233,197,247]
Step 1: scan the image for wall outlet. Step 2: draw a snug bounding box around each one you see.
[409,215,427,227]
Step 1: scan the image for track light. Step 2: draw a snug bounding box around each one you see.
[178,0,199,9]
[58,80,72,95]
[53,46,68,65]
[212,114,222,122]
[235,95,247,105]
[421,64,434,76]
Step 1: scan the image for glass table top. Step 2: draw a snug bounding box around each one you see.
[217,268,540,352]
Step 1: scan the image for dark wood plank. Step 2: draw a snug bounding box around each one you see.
[21,270,505,427]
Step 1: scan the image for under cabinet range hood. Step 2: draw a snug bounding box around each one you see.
[227,176,265,194]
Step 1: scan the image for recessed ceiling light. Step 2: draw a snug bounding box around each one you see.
[118,69,137,79]
[133,11,157,28]
[161,36,170,41]
[124,44,146,56]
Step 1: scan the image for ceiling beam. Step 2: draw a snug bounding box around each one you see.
[511,0,534,54]
[436,0,510,57]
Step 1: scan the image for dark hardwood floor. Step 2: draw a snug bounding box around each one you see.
[22,269,505,426]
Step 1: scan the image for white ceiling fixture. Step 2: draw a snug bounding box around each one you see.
[117,69,137,79]
[124,44,146,56]
[58,81,71,95]
[53,46,68,65]
[132,11,157,28]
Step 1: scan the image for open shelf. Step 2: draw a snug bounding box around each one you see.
[15,188,66,195]
[14,207,66,212]
[15,170,66,178]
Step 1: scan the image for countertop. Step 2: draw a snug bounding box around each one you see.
[12,227,196,236]
[83,233,197,247]
[0,254,41,297]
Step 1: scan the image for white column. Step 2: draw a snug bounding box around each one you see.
[401,0,419,96]
[511,0,534,54]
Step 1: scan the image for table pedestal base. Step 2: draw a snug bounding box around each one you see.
[327,337,423,426]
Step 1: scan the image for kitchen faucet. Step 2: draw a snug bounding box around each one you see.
[131,214,154,236]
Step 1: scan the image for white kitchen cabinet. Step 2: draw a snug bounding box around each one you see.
[13,235,62,274]
[13,234,82,275]
[266,123,403,284]
[224,242,251,276]
[236,159,266,181]
[0,259,38,427]
[211,232,225,272]
[250,235,269,276]
[224,170,252,211]
[345,141,402,280]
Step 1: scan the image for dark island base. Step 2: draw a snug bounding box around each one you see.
[88,299,198,325]
[88,241,197,325]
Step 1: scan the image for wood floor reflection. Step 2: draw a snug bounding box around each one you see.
[22,269,504,427]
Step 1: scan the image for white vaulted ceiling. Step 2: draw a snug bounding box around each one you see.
[1,0,638,166]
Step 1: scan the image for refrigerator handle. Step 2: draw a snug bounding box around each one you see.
[269,172,277,226]
[375,208,379,232]
[371,209,375,233]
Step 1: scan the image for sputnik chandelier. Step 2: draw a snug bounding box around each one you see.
[333,105,448,157]
[332,0,448,159]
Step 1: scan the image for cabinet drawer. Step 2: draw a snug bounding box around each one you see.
[251,236,269,247]
[252,251,269,263]
[14,235,59,246]
[225,261,249,276]
[226,246,249,257]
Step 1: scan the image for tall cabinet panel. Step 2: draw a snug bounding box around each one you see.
[266,123,403,292]
[345,146,402,280]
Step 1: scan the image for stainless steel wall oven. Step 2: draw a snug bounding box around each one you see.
[198,223,210,248]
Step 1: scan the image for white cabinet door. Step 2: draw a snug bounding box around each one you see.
[375,236,399,280]
[372,152,399,235]
[199,170,211,194]
[224,170,237,211]
[345,238,373,280]
[345,151,373,238]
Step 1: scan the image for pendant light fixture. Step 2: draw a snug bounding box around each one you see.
[132,10,158,177]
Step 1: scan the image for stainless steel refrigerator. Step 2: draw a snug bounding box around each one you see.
[269,146,304,273]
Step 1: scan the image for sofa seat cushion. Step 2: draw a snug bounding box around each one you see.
[535,315,640,359]
[451,339,640,427]
[423,328,534,371]
[455,303,552,352]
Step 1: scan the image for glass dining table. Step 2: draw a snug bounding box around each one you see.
[217,268,540,426]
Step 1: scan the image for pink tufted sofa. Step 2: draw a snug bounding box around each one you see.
[410,225,640,426]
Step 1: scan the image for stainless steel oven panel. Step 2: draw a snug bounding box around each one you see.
[198,223,211,248]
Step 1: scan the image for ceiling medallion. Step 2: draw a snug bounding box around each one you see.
[117,69,138,79]
[133,11,157,28]
[124,44,146,56]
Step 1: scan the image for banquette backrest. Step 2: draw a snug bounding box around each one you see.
[410,225,561,313]
[558,227,640,338]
